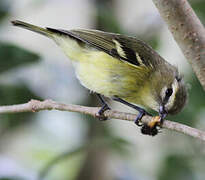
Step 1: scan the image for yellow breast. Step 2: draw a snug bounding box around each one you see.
[54,35,156,109]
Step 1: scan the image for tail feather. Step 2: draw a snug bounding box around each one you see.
[11,20,53,37]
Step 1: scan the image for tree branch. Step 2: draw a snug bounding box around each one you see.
[152,0,205,90]
[0,99,204,142]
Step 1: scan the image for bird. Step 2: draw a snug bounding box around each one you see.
[11,20,188,136]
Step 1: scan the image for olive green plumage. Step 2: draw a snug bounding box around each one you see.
[11,20,187,116]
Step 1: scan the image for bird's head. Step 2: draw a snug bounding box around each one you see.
[155,71,188,118]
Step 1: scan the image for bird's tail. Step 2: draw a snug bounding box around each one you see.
[11,20,53,38]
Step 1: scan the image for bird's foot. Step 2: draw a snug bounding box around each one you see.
[134,110,151,126]
[134,109,164,136]
[95,103,111,121]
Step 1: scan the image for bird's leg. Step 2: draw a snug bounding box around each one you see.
[112,97,151,126]
[96,94,111,121]
[112,97,162,136]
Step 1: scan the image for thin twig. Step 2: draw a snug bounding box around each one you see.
[0,99,204,142]
[152,0,205,90]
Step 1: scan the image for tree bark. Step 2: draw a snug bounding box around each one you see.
[152,0,205,90]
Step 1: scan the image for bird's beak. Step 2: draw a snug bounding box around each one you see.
[159,105,167,119]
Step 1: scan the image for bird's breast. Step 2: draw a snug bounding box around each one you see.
[72,50,148,100]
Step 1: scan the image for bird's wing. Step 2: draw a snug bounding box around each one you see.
[47,28,156,68]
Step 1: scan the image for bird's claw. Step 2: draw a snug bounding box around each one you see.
[96,104,110,121]
[134,110,151,127]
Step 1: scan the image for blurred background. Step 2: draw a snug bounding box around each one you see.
[0,0,205,180]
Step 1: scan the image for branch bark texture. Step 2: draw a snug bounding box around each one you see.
[152,0,205,90]
[0,99,205,142]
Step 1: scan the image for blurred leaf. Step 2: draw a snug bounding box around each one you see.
[0,42,40,73]
[191,0,205,24]
[0,83,42,105]
[145,35,160,50]
[108,136,131,155]
[95,8,123,33]
[158,154,195,180]
[38,146,85,180]
[0,0,10,23]
[0,177,25,180]
[94,0,123,33]
[0,83,41,134]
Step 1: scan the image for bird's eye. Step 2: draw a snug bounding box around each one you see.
[165,88,173,97]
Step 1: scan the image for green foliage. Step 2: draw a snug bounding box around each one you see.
[108,136,131,155]
[0,177,25,180]
[38,146,85,180]
[0,0,42,132]
[0,84,41,131]
[0,0,9,22]
[0,34,41,134]
[158,155,195,180]
[191,0,205,23]
[0,0,45,178]
[94,0,124,33]
[0,42,40,73]
[145,35,160,50]
[95,8,123,33]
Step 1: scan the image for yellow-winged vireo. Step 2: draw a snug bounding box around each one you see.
[11,20,187,136]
